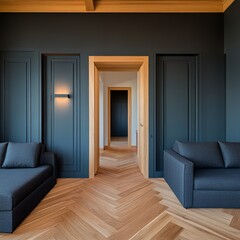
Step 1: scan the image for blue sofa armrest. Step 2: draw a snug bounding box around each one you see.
[164,150,194,208]
[40,152,57,183]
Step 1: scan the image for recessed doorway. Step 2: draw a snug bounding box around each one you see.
[108,87,131,149]
[89,56,149,178]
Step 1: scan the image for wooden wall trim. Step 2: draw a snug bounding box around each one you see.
[89,56,149,178]
[0,0,234,13]
[89,57,96,178]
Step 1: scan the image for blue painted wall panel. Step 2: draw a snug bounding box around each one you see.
[156,55,197,174]
[163,60,190,147]
[225,0,240,141]
[0,13,226,177]
[0,52,40,143]
[4,60,27,142]
[44,55,84,177]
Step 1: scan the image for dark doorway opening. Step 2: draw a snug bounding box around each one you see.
[110,90,128,138]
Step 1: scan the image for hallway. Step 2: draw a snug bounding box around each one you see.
[1,150,240,240]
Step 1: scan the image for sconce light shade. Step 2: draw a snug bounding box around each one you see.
[54,94,71,98]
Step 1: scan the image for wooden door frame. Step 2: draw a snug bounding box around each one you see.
[108,87,132,149]
[89,56,149,178]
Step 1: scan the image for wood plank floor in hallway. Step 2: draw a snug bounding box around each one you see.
[1,149,240,240]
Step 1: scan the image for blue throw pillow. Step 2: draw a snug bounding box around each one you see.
[2,142,41,168]
[218,142,240,168]
[173,140,224,168]
[0,142,8,167]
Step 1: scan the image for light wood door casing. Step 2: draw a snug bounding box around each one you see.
[89,56,149,178]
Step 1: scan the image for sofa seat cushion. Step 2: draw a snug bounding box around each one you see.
[173,141,224,168]
[194,169,240,191]
[0,166,52,211]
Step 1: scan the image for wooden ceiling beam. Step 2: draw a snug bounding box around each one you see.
[0,0,235,13]
[93,1,224,13]
[85,0,95,11]
[0,0,86,13]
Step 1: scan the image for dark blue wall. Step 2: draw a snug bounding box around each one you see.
[225,0,240,141]
[0,13,226,177]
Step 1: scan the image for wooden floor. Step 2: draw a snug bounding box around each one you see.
[1,149,240,239]
[110,137,128,149]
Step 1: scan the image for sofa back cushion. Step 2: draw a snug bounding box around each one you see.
[2,142,41,168]
[173,141,224,168]
[0,142,8,167]
[218,142,240,168]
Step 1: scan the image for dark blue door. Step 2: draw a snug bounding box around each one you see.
[111,90,128,137]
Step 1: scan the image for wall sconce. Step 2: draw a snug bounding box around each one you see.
[54,94,71,99]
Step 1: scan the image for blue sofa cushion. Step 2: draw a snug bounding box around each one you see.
[0,166,52,211]
[0,143,8,167]
[2,143,41,168]
[194,168,240,190]
[173,141,224,168]
[218,142,240,168]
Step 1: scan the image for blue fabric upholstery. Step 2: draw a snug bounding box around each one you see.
[0,166,52,211]
[40,152,57,184]
[164,141,240,208]
[0,143,56,233]
[173,140,224,168]
[164,150,194,208]
[0,176,55,233]
[2,142,41,168]
[193,190,240,208]
[218,142,240,168]
[194,168,240,190]
[0,143,8,167]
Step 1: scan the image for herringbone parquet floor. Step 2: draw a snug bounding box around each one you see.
[1,149,240,240]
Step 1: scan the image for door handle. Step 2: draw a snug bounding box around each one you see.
[140,123,144,127]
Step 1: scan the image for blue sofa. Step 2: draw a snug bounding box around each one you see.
[164,141,240,208]
[0,142,57,233]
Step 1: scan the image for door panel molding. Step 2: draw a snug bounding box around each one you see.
[43,55,81,176]
[156,55,198,173]
[0,51,39,142]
